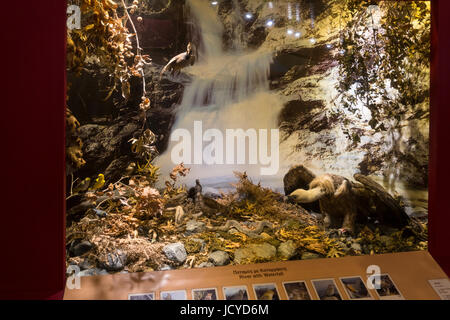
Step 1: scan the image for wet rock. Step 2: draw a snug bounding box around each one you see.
[234,243,277,264]
[301,252,321,260]
[185,220,205,235]
[101,250,127,271]
[278,240,297,259]
[78,268,109,277]
[69,240,93,257]
[209,251,230,266]
[163,242,187,264]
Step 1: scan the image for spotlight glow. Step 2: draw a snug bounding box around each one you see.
[287,29,294,35]
[266,20,274,27]
[211,1,218,5]
[326,44,332,49]
[268,2,273,9]
[295,32,301,38]
[245,13,253,20]
[310,38,316,44]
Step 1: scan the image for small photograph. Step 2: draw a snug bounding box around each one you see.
[253,283,280,300]
[192,288,218,300]
[340,276,373,300]
[160,290,187,300]
[223,286,250,300]
[283,281,312,300]
[373,274,404,300]
[128,292,155,300]
[311,279,342,300]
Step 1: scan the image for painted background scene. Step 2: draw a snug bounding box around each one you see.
[66,0,430,276]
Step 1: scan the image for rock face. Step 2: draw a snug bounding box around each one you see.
[234,243,277,264]
[215,0,429,195]
[163,242,187,264]
[67,2,187,185]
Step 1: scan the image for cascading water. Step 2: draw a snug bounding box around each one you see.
[155,0,285,192]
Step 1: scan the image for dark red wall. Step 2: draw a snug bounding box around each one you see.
[0,0,66,299]
[0,0,447,300]
[428,0,450,276]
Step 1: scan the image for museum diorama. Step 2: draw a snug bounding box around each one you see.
[64,0,440,299]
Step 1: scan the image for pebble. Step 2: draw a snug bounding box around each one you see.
[78,268,109,277]
[351,243,362,252]
[101,250,127,271]
[278,240,297,259]
[196,262,214,268]
[301,252,321,260]
[70,240,93,257]
[209,251,230,266]
[163,242,187,264]
[234,243,276,264]
[185,220,206,235]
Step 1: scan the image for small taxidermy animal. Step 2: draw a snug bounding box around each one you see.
[259,289,275,300]
[289,173,357,233]
[160,42,195,78]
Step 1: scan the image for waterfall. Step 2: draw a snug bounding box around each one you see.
[155,0,284,192]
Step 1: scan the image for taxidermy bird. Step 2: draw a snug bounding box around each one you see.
[289,174,357,234]
[322,284,339,300]
[259,289,275,300]
[345,283,362,299]
[228,290,246,300]
[325,284,335,297]
[73,177,91,193]
[89,174,105,191]
[203,292,214,300]
[160,42,195,78]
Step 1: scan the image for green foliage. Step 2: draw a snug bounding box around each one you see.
[336,0,430,130]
